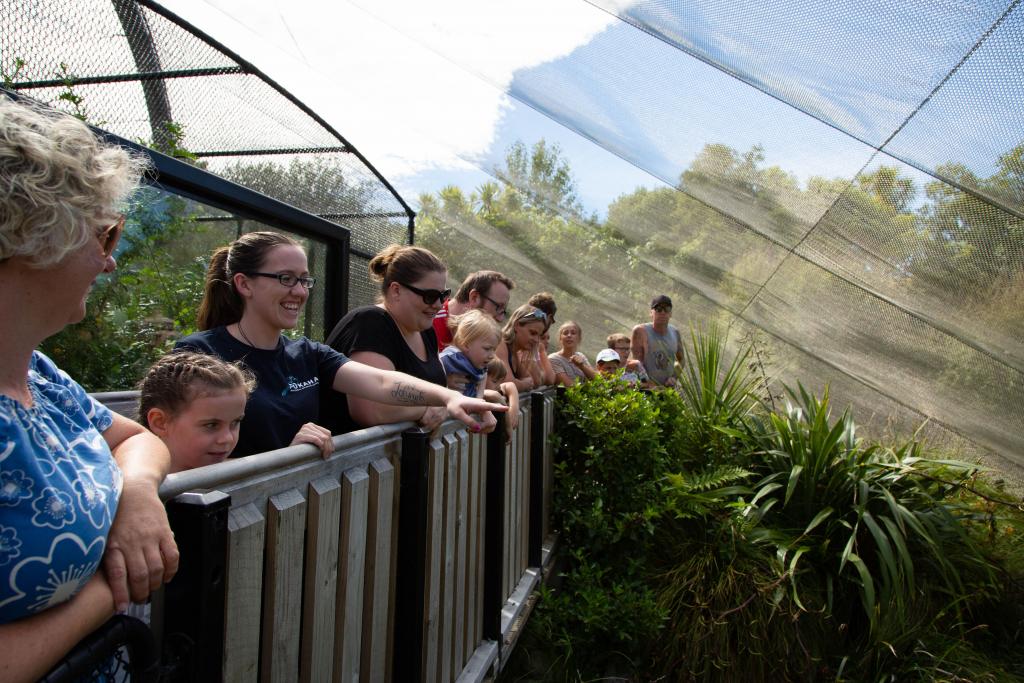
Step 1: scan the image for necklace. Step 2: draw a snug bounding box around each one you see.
[236,319,268,349]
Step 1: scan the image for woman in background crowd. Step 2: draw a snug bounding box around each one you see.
[0,96,177,682]
[549,320,596,386]
[497,304,550,392]
[527,291,557,385]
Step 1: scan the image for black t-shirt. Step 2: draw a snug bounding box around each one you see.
[175,326,348,457]
[322,305,445,434]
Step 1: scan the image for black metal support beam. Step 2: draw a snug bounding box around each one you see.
[193,146,350,157]
[482,414,508,642]
[393,428,431,683]
[162,490,231,682]
[9,67,243,90]
[528,391,547,567]
[112,0,174,149]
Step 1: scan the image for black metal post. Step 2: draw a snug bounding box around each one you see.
[393,428,430,683]
[324,232,350,334]
[528,391,547,567]
[482,412,508,642]
[112,0,173,150]
[161,490,231,682]
[40,615,159,683]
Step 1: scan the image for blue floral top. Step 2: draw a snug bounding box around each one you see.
[0,351,121,623]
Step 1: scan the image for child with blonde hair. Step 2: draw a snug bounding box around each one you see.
[441,310,501,397]
[441,310,520,432]
[138,351,256,472]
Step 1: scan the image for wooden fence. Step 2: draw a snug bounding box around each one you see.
[87,388,558,682]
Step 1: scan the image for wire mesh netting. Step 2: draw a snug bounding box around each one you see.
[377,0,1023,475]
[2,0,412,267]
[4,0,1023,474]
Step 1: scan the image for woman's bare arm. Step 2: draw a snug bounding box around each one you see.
[334,357,505,432]
[0,572,115,683]
[337,351,429,428]
[103,413,179,610]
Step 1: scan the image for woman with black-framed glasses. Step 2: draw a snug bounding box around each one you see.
[323,244,460,435]
[177,234,502,457]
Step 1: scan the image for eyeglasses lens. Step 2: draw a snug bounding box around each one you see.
[279,274,315,289]
[98,216,125,258]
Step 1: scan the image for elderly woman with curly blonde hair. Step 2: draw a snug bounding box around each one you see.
[0,96,178,682]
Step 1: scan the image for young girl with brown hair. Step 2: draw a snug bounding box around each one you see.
[137,351,256,471]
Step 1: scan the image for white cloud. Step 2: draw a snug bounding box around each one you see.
[159,0,614,179]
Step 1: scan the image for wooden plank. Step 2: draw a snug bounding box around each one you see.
[422,437,446,683]
[261,489,307,683]
[385,452,400,683]
[474,431,487,647]
[361,458,395,683]
[300,476,342,683]
[223,503,265,683]
[334,468,369,683]
[462,433,477,659]
[453,430,470,673]
[499,567,543,670]
[437,433,458,683]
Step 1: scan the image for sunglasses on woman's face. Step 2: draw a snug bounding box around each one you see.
[519,309,547,324]
[399,281,451,305]
[96,215,125,259]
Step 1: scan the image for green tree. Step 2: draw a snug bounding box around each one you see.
[40,192,221,390]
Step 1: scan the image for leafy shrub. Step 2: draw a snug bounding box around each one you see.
[40,193,218,390]
[506,325,1024,683]
[539,376,671,677]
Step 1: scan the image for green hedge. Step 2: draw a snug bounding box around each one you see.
[505,327,1024,682]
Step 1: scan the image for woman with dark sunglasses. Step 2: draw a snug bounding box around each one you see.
[178,236,502,456]
[0,97,178,681]
[323,244,463,434]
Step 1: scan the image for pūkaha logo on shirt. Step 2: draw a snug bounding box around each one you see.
[280,376,319,397]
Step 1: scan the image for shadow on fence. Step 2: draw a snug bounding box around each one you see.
[49,388,558,682]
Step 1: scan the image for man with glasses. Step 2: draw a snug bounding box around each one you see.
[433,270,515,351]
[631,295,685,387]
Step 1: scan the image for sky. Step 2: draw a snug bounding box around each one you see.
[158,0,642,214]
[155,0,1022,218]
[156,0,861,218]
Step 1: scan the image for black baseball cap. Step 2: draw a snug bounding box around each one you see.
[650,294,672,309]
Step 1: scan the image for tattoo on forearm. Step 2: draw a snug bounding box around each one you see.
[391,382,426,405]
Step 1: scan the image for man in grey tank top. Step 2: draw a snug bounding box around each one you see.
[631,295,685,387]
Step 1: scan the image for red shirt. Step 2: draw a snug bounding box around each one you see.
[433,299,453,351]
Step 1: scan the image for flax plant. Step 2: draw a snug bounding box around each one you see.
[672,324,763,466]
[742,385,1001,673]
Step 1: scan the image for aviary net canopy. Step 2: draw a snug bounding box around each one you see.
[2,0,415,312]
[388,0,1024,472]
[4,1,1023,473]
